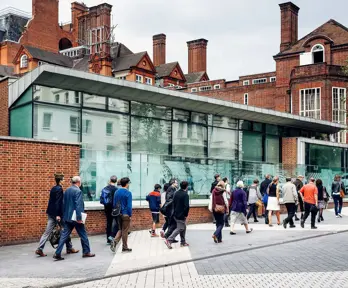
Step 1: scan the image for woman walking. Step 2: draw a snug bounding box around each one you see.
[247,179,262,223]
[331,175,345,218]
[316,179,327,223]
[267,176,281,227]
[229,181,253,235]
[212,181,229,243]
[223,177,231,227]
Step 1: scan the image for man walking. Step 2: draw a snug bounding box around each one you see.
[165,181,190,249]
[260,174,272,223]
[300,178,319,229]
[53,176,95,261]
[35,174,79,257]
[110,177,133,253]
[100,175,118,244]
[282,177,298,229]
[294,175,305,221]
[164,179,179,239]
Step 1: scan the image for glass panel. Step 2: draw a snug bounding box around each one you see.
[265,136,279,163]
[33,104,80,142]
[10,104,32,138]
[241,131,263,162]
[32,86,80,107]
[172,123,207,157]
[191,112,207,124]
[240,120,252,131]
[108,98,129,113]
[266,124,279,135]
[83,93,106,109]
[14,86,32,107]
[173,109,189,121]
[253,122,263,132]
[306,143,343,168]
[131,102,171,120]
[208,127,238,159]
[131,116,170,154]
[211,115,238,129]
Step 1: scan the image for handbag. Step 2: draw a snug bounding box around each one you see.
[213,192,225,214]
[340,189,345,198]
[48,222,62,249]
[256,199,263,207]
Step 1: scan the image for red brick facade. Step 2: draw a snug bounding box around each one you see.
[0,78,9,136]
[187,39,208,74]
[279,2,299,52]
[153,34,166,67]
[282,138,298,165]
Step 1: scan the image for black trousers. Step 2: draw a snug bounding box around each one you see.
[296,193,304,213]
[165,216,177,238]
[303,202,318,227]
[284,203,296,226]
[104,205,117,241]
[247,203,257,221]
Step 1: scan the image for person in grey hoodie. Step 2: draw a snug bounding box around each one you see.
[282,177,298,229]
[246,179,262,223]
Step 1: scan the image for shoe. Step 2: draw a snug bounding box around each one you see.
[35,249,47,257]
[164,239,172,249]
[300,220,304,228]
[254,219,259,223]
[277,223,281,226]
[311,226,318,229]
[294,216,300,221]
[282,220,287,229]
[218,240,223,243]
[339,214,343,218]
[128,231,131,235]
[246,228,253,234]
[225,223,230,227]
[213,221,216,224]
[317,217,321,223]
[67,248,79,254]
[82,253,96,258]
[151,233,159,237]
[212,234,218,243]
[269,224,273,227]
[122,248,132,253]
[110,240,117,253]
[180,242,190,247]
[53,254,64,261]
[320,216,324,221]
[336,215,340,218]
[172,239,179,243]
[230,231,236,235]
[160,230,165,238]
[289,225,296,228]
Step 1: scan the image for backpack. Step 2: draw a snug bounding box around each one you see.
[48,223,62,249]
[100,187,112,205]
[111,200,121,217]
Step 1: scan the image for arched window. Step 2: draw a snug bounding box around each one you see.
[20,54,28,68]
[312,44,324,64]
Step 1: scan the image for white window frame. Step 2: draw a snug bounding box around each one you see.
[145,77,152,85]
[65,92,69,104]
[82,119,92,134]
[312,44,325,64]
[42,113,52,131]
[70,116,80,133]
[135,74,143,83]
[252,78,267,85]
[168,83,175,87]
[299,87,321,119]
[214,84,221,90]
[106,121,113,136]
[199,86,212,91]
[55,94,60,103]
[332,87,347,143]
[191,88,198,93]
[244,93,248,105]
[20,55,28,68]
[243,80,250,86]
[270,77,276,83]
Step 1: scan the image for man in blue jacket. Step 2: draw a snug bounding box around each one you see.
[110,177,133,253]
[53,176,95,261]
[146,184,162,237]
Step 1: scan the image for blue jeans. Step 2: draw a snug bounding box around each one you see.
[55,221,91,256]
[213,212,225,241]
[333,195,343,215]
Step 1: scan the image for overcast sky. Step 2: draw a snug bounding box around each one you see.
[1,0,348,79]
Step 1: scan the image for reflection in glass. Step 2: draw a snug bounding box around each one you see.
[265,136,279,163]
[212,115,238,129]
[108,98,129,113]
[208,127,238,159]
[83,93,106,109]
[242,131,262,162]
[33,86,81,106]
[131,101,171,120]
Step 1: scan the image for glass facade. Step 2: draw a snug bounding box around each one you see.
[9,85,343,201]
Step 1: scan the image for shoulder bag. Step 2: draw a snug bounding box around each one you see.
[213,192,225,214]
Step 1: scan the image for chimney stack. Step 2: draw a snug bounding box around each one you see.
[153,34,166,66]
[71,2,88,46]
[187,38,208,73]
[279,2,300,52]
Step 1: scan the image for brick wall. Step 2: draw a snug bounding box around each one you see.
[0,138,80,246]
[282,138,297,165]
[0,78,9,136]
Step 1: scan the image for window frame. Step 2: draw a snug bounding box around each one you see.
[135,74,143,83]
[312,44,325,64]
[299,87,321,119]
[332,87,347,143]
[69,116,80,133]
[42,112,52,131]
[20,55,28,68]
[145,77,152,85]
[82,119,92,134]
[106,121,113,136]
[191,88,198,93]
[199,86,212,91]
[243,80,250,86]
[252,78,267,85]
[65,92,69,104]
[214,84,221,90]
[270,77,276,83]
[244,93,248,105]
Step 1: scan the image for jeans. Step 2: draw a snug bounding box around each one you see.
[333,195,343,215]
[38,215,72,251]
[247,203,257,221]
[162,216,169,231]
[167,218,186,244]
[284,203,296,226]
[104,205,117,241]
[213,212,225,241]
[115,215,131,249]
[303,202,318,227]
[165,216,177,239]
[55,221,91,256]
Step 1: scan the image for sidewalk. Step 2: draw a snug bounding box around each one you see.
[1,208,348,288]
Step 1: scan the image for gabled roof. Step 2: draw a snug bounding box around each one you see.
[110,42,133,58]
[24,46,73,67]
[185,71,209,83]
[156,62,178,78]
[276,19,348,57]
[112,51,148,72]
[0,65,14,77]
[73,56,89,72]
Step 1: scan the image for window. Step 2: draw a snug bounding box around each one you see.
[191,88,198,93]
[106,122,113,136]
[168,83,175,87]
[70,116,79,133]
[42,113,52,130]
[214,84,221,90]
[244,93,248,105]
[82,119,92,134]
[312,44,324,64]
[199,86,212,91]
[252,78,267,84]
[145,77,152,85]
[270,77,276,83]
[55,94,60,103]
[116,76,126,80]
[300,88,321,119]
[106,145,116,157]
[20,55,28,68]
[135,75,143,83]
[74,92,80,104]
[243,80,250,86]
[332,87,346,143]
[65,92,69,104]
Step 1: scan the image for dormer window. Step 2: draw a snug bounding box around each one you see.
[312,44,324,63]
[20,55,28,68]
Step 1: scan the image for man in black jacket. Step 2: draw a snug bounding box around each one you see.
[260,174,272,223]
[164,178,178,239]
[210,174,221,193]
[294,175,305,221]
[165,181,190,249]
[35,174,79,257]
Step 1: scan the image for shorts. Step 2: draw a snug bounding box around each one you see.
[229,211,248,225]
[152,212,160,224]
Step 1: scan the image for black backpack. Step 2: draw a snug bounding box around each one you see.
[111,200,121,217]
[48,223,62,249]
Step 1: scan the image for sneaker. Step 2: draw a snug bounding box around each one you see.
[294,215,300,221]
[336,215,340,218]
[122,248,132,253]
[172,239,179,243]
[282,220,287,229]
[212,234,218,243]
[339,214,343,218]
[180,242,190,247]
[160,230,165,238]
[164,239,172,249]
[300,220,304,228]
[151,233,159,237]
[269,224,273,227]
[311,226,318,229]
[246,228,253,234]
[35,249,47,257]
[110,240,117,253]
[230,231,236,235]
[53,254,64,261]
[289,225,296,228]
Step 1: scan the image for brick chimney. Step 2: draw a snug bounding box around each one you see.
[71,2,88,46]
[279,2,300,52]
[153,34,166,67]
[32,0,58,23]
[187,38,208,73]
